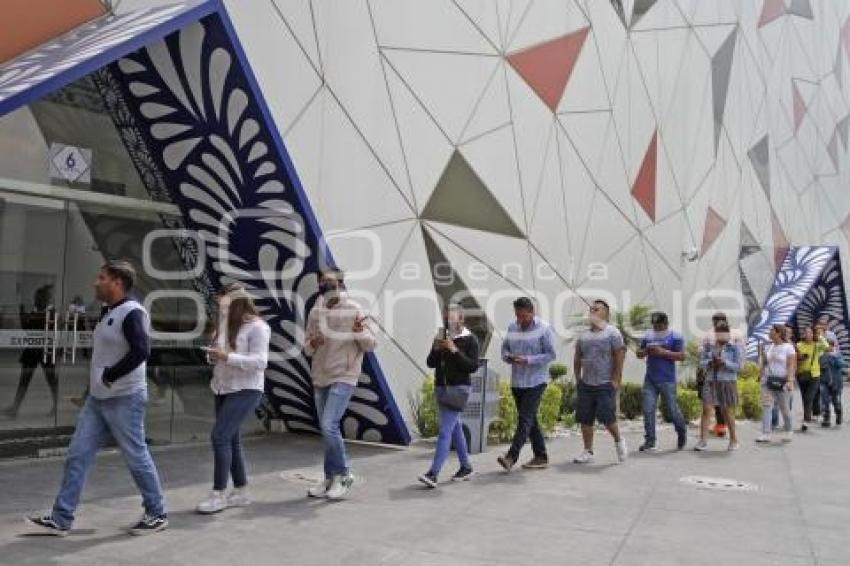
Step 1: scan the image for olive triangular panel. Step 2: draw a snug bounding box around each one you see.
[421,150,525,238]
[421,225,492,351]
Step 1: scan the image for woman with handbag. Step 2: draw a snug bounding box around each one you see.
[197,284,270,514]
[418,304,480,488]
[695,321,741,451]
[756,324,796,443]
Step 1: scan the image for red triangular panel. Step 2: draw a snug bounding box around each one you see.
[632,130,657,222]
[507,27,590,112]
[792,82,807,133]
[701,206,727,255]
[758,0,785,27]
[772,210,790,270]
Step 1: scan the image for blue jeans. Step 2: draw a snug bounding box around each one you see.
[772,396,794,428]
[212,390,263,490]
[642,380,686,445]
[429,391,471,475]
[819,375,844,422]
[314,382,355,480]
[52,391,165,529]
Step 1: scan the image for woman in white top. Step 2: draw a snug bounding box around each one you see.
[197,283,271,514]
[757,324,796,443]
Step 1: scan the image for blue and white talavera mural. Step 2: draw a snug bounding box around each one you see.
[746,247,850,363]
[105,12,410,444]
[0,0,410,445]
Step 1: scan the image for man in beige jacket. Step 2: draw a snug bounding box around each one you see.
[304,269,376,500]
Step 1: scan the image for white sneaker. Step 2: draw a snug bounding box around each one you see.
[573,450,594,464]
[196,490,227,514]
[755,434,772,443]
[307,479,332,499]
[227,488,252,507]
[693,440,708,451]
[781,431,793,443]
[728,441,740,451]
[326,473,356,500]
[616,439,628,463]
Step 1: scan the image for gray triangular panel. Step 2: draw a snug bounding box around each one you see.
[712,28,738,153]
[747,134,770,199]
[421,226,492,350]
[787,0,813,19]
[739,221,761,260]
[630,0,659,29]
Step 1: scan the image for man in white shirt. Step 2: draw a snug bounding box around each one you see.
[304,269,376,500]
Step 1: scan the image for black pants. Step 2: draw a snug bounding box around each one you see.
[508,383,547,461]
[797,373,817,422]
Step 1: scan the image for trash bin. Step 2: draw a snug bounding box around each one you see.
[460,359,500,454]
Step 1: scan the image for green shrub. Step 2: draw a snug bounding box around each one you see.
[739,361,760,382]
[736,378,762,420]
[409,376,438,438]
[560,380,577,415]
[660,387,702,423]
[562,411,576,428]
[489,380,518,443]
[619,382,643,419]
[539,382,563,434]
[549,363,569,380]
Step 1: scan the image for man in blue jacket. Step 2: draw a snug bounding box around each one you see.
[497,297,556,471]
[636,312,687,451]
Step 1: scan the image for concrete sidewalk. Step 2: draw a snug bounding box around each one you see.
[0,418,847,566]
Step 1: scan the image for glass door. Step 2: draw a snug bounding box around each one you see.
[0,192,69,450]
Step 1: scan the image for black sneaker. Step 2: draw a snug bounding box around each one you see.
[128,514,168,536]
[638,442,659,453]
[417,472,438,489]
[677,433,687,450]
[451,467,474,482]
[25,515,69,537]
[822,420,831,428]
[801,424,809,433]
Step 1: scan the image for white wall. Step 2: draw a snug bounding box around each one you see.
[115,0,850,422]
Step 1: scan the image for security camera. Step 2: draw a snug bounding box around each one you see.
[681,246,699,263]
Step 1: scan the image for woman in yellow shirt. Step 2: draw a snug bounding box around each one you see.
[796,326,830,424]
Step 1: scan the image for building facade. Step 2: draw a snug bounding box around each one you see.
[1,0,849,448]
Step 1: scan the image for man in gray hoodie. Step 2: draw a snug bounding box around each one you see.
[304,269,376,500]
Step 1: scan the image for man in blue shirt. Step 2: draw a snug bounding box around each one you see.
[636,311,687,451]
[497,297,556,471]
